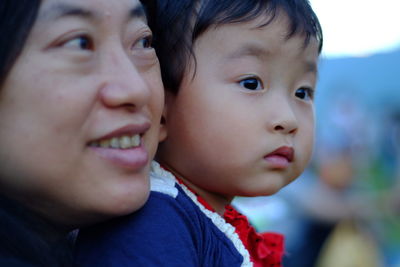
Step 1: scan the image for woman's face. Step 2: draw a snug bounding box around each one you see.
[0,0,165,227]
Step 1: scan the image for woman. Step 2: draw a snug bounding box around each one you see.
[0,0,165,265]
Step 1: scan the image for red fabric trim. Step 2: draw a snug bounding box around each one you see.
[161,164,285,266]
[175,177,215,212]
[224,205,284,267]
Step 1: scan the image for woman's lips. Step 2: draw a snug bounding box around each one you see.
[91,144,149,170]
[264,146,294,169]
[91,123,151,142]
[88,123,151,170]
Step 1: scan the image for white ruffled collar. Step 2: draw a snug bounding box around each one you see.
[150,161,252,267]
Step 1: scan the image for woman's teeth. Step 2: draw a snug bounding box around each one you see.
[89,134,141,149]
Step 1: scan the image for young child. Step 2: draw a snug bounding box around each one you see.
[76,0,323,266]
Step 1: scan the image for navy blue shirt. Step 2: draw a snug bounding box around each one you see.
[76,185,245,266]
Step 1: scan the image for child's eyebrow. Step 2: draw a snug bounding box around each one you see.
[224,43,318,76]
[305,61,317,73]
[225,44,269,61]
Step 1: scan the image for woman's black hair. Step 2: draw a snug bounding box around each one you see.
[0,195,75,266]
[142,0,323,94]
[0,0,41,86]
[0,2,76,266]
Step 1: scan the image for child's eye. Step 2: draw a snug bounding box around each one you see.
[239,77,263,91]
[62,35,94,50]
[295,87,314,101]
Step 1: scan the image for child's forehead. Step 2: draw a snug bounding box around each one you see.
[198,12,319,56]
[198,7,321,55]
[206,12,293,46]
[189,16,320,80]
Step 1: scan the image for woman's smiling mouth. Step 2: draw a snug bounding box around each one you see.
[89,134,141,149]
[88,123,151,169]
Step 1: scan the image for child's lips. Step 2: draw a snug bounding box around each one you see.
[266,146,294,162]
[264,146,294,168]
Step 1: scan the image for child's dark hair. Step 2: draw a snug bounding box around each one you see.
[142,0,323,94]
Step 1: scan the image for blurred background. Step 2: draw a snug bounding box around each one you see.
[233,0,400,266]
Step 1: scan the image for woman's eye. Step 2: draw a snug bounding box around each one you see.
[62,35,93,50]
[295,87,314,100]
[239,77,263,91]
[133,35,153,49]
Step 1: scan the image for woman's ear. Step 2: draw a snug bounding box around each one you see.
[158,90,173,142]
[158,108,168,142]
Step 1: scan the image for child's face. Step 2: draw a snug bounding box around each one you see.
[160,13,319,206]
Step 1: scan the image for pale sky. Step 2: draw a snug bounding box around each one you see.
[310,0,400,58]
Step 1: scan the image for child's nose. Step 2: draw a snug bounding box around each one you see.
[268,99,298,135]
[273,120,298,135]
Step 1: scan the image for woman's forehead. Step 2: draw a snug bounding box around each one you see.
[37,0,145,23]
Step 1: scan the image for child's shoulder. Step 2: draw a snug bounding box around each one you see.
[76,162,248,266]
[149,160,180,198]
[76,177,203,266]
[148,161,199,215]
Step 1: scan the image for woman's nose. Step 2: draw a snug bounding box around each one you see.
[98,49,151,112]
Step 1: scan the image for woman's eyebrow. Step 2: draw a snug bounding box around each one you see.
[38,3,95,22]
[130,5,147,20]
[38,2,146,23]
